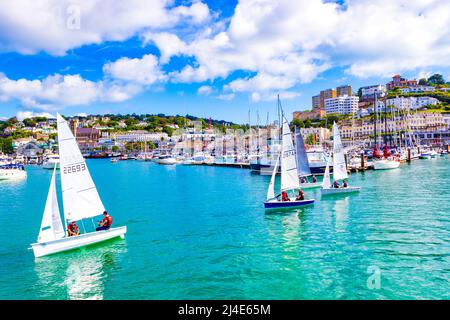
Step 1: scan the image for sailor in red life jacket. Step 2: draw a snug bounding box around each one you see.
[281,191,290,202]
[67,221,80,237]
[96,211,112,231]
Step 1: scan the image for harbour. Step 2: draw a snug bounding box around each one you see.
[0,156,448,299]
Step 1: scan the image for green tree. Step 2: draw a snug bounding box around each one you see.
[292,118,304,128]
[305,133,315,145]
[428,74,445,85]
[418,78,428,85]
[0,137,13,154]
[112,145,119,152]
[163,126,174,137]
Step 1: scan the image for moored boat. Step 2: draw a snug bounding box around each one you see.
[0,164,27,181]
[373,159,400,170]
[42,154,60,169]
[155,155,177,165]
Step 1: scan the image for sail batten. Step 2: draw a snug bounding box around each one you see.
[332,122,348,181]
[57,113,105,222]
[280,117,300,192]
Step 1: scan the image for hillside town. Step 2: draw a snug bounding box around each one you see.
[1,74,449,165]
[292,73,450,146]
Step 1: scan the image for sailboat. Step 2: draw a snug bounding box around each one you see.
[321,122,360,195]
[264,114,314,209]
[30,113,127,258]
[295,127,321,189]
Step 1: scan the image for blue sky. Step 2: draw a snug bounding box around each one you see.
[0,0,449,123]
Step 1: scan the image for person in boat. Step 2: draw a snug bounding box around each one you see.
[67,221,80,237]
[296,189,305,201]
[342,180,348,188]
[333,180,340,188]
[312,175,317,183]
[300,177,306,184]
[96,211,113,231]
[281,191,290,202]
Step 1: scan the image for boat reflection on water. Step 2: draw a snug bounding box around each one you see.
[265,207,309,254]
[333,197,350,233]
[34,238,127,300]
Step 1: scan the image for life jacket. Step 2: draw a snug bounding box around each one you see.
[103,215,112,227]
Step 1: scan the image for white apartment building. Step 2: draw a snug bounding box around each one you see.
[113,131,168,143]
[443,115,450,130]
[386,96,439,110]
[324,95,359,115]
[360,84,386,100]
[400,85,435,93]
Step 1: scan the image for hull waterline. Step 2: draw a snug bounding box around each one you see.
[321,186,360,195]
[264,199,315,209]
[31,226,127,258]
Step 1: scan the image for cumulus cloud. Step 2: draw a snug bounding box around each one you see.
[217,93,235,101]
[16,111,55,121]
[1,0,450,109]
[103,54,166,85]
[152,0,450,99]
[0,72,141,112]
[0,0,210,55]
[197,85,212,95]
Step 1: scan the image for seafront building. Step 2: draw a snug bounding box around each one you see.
[360,84,386,102]
[339,112,447,140]
[324,95,359,115]
[386,96,439,110]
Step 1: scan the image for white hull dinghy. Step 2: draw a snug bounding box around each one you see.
[30,113,127,258]
[31,226,126,258]
[321,122,360,196]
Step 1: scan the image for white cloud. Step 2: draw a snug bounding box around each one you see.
[217,93,235,101]
[103,54,166,85]
[16,111,55,121]
[0,0,210,55]
[142,32,187,63]
[250,91,300,103]
[0,72,142,112]
[170,1,210,25]
[2,0,450,109]
[152,0,450,100]
[197,85,212,95]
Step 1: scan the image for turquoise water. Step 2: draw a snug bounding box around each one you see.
[0,158,449,299]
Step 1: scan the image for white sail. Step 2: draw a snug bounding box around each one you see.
[332,122,348,181]
[57,113,105,222]
[38,165,65,243]
[281,116,300,192]
[266,153,280,201]
[322,159,332,189]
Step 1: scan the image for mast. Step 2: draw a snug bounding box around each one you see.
[374,93,377,147]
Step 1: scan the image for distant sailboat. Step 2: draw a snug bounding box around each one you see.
[30,113,127,258]
[321,122,360,195]
[295,127,321,189]
[264,106,314,209]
